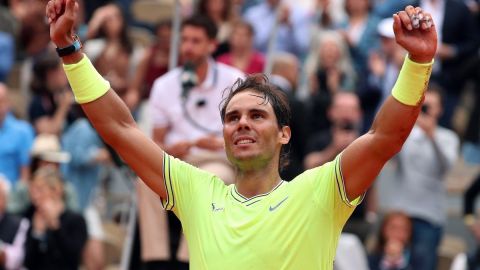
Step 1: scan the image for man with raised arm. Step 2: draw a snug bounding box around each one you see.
[46,0,436,269]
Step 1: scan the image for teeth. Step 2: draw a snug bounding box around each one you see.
[237,139,254,145]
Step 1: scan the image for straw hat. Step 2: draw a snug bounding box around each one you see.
[31,134,71,163]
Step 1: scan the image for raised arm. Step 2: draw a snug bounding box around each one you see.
[341,6,437,201]
[46,0,167,198]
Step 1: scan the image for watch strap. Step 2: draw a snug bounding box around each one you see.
[56,35,82,57]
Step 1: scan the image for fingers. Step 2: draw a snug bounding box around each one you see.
[65,0,78,17]
[394,6,435,32]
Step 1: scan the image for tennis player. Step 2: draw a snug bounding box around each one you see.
[45,1,437,269]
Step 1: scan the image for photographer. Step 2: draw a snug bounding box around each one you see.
[304,92,376,243]
[386,84,459,270]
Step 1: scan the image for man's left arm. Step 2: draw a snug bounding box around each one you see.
[340,6,438,201]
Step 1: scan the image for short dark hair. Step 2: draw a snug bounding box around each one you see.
[182,14,218,40]
[220,74,292,170]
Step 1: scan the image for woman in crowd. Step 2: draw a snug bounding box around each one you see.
[217,21,264,74]
[24,167,87,270]
[369,211,413,270]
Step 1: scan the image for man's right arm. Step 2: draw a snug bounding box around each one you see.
[46,0,167,199]
[81,90,167,198]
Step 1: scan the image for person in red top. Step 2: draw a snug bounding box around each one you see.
[217,21,265,74]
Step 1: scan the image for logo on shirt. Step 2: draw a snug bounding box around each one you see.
[212,203,224,212]
[269,197,289,212]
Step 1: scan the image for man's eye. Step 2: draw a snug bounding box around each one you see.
[227,115,239,122]
[252,114,263,119]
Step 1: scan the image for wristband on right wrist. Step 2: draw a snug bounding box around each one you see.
[63,54,110,104]
[391,55,434,106]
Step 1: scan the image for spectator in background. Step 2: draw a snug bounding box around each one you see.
[0,176,29,270]
[62,104,110,211]
[269,52,307,180]
[0,83,34,185]
[386,87,460,270]
[243,0,312,59]
[339,0,380,76]
[304,30,356,133]
[62,104,109,270]
[197,0,236,57]
[125,21,172,111]
[359,17,406,132]
[304,92,376,243]
[28,51,75,135]
[369,211,413,270]
[84,3,134,98]
[146,15,244,269]
[9,0,50,57]
[7,134,77,215]
[24,167,87,270]
[217,21,265,74]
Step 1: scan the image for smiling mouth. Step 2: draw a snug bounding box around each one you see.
[234,138,256,145]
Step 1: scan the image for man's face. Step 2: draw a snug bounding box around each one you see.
[0,84,10,124]
[180,26,215,65]
[223,90,290,169]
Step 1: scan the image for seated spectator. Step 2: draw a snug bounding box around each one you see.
[243,0,312,59]
[304,92,376,243]
[0,83,34,185]
[28,51,75,135]
[304,31,357,133]
[369,211,413,270]
[197,0,236,57]
[8,134,77,215]
[338,0,380,75]
[24,167,87,270]
[386,87,460,270]
[125,21,172,111]
[217,21,265,74]
[84,3,135,98]
[0,176,29,270]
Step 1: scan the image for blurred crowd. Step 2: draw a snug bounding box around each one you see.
[0,0,479,269]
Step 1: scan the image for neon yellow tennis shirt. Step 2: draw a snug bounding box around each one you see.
[161,153,362,270]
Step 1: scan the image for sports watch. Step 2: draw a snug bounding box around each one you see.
[56,35,82,57]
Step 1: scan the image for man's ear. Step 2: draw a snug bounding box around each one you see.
[279,126,291,145]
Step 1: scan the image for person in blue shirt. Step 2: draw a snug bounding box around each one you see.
[0,83,35,184]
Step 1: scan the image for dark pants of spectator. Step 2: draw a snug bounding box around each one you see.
[411,218,443,270]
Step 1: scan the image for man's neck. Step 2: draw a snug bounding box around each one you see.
[234,162,282,198]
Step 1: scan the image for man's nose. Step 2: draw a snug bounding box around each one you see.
[237,116,250,129]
